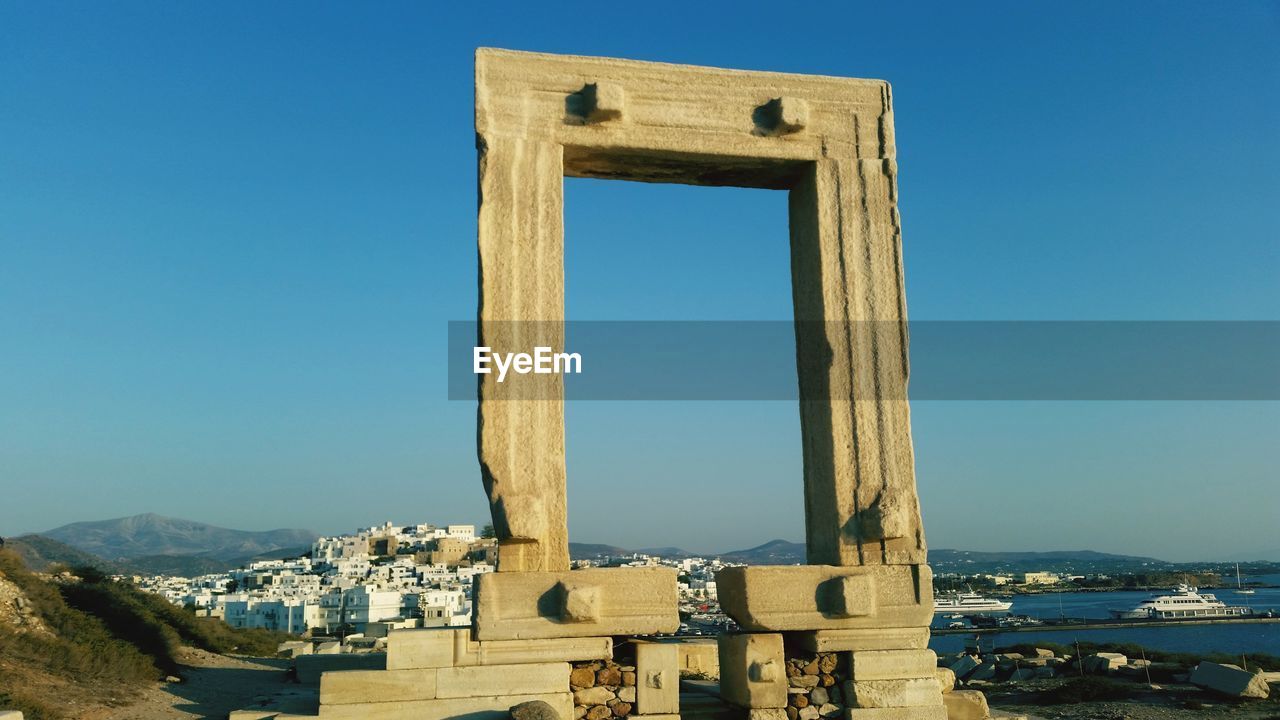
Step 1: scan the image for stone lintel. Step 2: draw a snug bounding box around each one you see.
[716,566,932,631]
[473,567,679,640]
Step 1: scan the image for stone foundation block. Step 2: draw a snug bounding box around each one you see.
[320,663,569,705]
[941,690,989,720]
[438,663,571,699]
[716,566,932,631]
[321,668,437,705]
[296,653,386,684]
[387,627,611,669]
[846,650,937,682]
[719,633,787,709]
[844,708,947,720]
[635,642,680,714]
[474,567,679,640]
[842,678,942,709]
[317,691,573,720]
[794,628,930,653]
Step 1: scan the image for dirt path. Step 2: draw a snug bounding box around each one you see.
[98,647,314,720]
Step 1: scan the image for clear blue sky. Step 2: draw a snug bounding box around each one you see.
[1,2,1276,562]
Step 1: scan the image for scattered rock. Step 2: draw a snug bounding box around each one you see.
[1190,661,1271,699]
[621,671,636,687]
[574,687,615,706]
[809,687,829,706]
[597,667,622,686]
[789,675,819,689]
[512,700,561,720]
[571,668,597,689]
[610,702,631,717]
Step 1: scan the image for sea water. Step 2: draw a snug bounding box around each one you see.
[928,580,1280,656]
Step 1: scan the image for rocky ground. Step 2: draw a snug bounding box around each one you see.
[986,678,1280,719]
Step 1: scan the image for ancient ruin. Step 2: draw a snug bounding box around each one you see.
[268,47,975,720]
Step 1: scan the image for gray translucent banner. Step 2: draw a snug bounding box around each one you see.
[447,321,1280,400]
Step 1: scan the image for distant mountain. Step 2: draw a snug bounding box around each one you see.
[635,547,695,558]
[569,542,632,560]
[42,513,316,562]
[3,534,128,573]
[928,549,1165,564]
[719,539,806,565]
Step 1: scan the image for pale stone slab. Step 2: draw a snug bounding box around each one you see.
[716,566,931,631]
[941,690,989,720]
[437,663,570,699]
[1190,662,1271,699]
[387,627,611,669]
[846,650,937,682]
[320,668,436,705]
[635,642,680,714]
[317,691,573,720]
[473,567,678,640]
[718,633,787,709]
[842,678,941,709]
[795,628,930,653]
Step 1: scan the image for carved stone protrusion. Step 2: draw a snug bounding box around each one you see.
[749,658,780,683]
[753,96,808,135]
[567,82,626,123]
[823,575,875,618]
[557,580,601,622]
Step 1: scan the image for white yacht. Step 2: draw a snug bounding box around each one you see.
[934,591,1013,614]
[1109,584,1251,619]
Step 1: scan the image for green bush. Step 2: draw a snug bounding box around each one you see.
[0,549,295,719]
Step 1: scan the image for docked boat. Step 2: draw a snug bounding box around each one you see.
[1234,563,1256,595]
[934,591,1013,614]
[1109,584,1251,619]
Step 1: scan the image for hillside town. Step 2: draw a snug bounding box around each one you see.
[131,522,732,637]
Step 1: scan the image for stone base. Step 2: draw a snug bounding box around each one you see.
[716,566,932,631]
[319,662,569,705]
[387,627,611,670]
[317,691,574,720]
[718,633,787,709]
[794,628,930,653]
[474,567,679,640]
